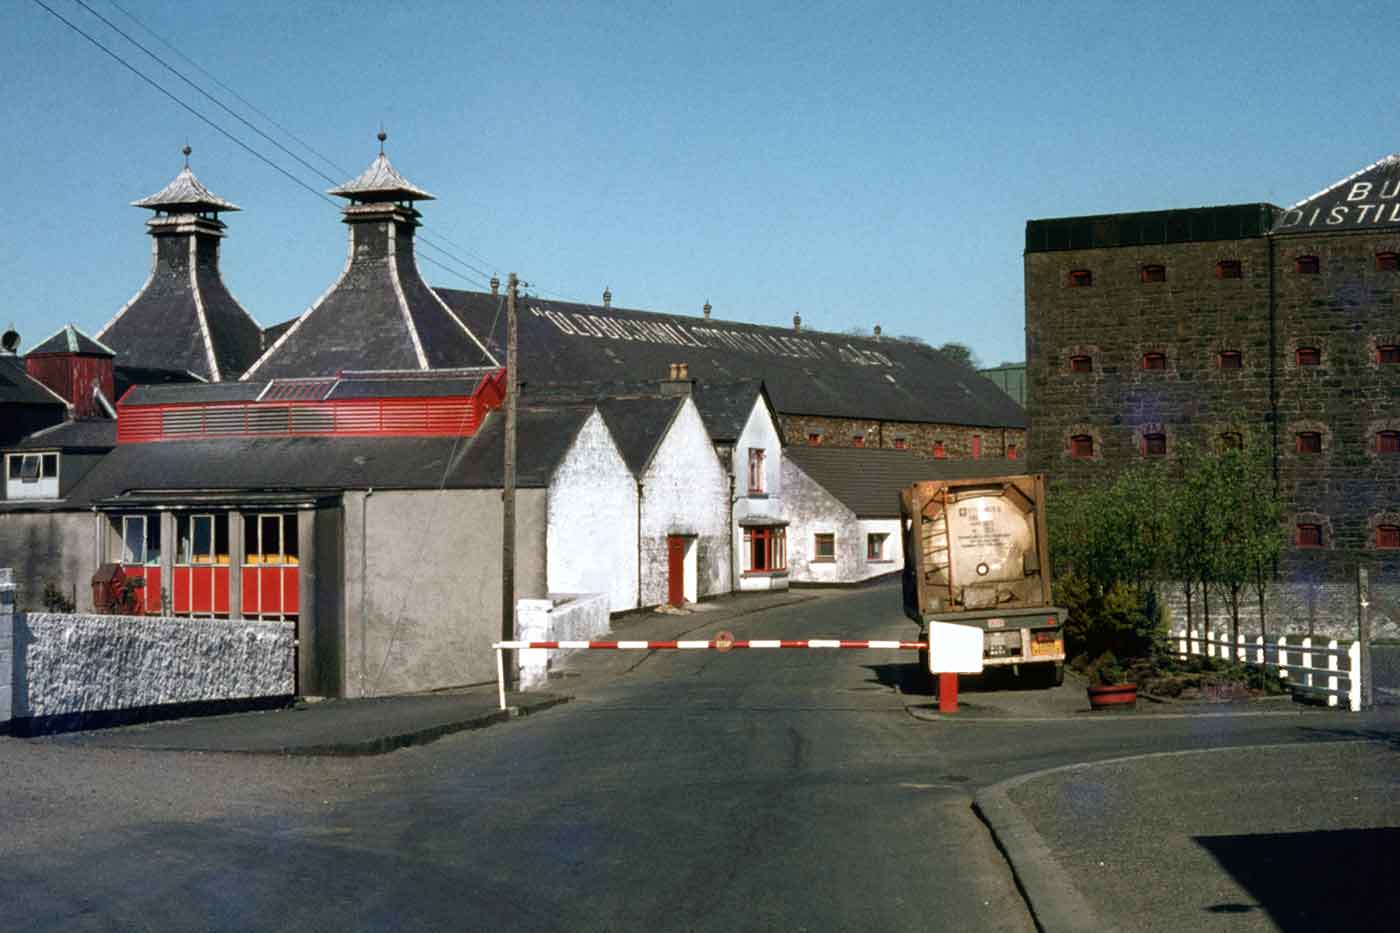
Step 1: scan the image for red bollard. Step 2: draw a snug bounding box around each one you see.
[938,672,958,713]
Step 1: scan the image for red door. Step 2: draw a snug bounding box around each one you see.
[667,535,685,607]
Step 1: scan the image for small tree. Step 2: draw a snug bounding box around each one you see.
[937,341,981,371]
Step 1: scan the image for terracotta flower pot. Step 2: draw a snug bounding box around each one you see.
[1087,683,1138,710]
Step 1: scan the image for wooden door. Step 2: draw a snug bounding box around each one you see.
[667,535,685,606]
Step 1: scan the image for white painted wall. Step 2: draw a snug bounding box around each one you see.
[547,410,639,612]
[781,458,905,585]
[515,592,611,689]
[731,395,789,591]
[639,397,731,606]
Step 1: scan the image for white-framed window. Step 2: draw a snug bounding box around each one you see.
[177,513,230,566]
[867,532,889,561]
[5,451,59,500]
[747,448,765,494]
[244,513,300,566]
[116,514,161,566]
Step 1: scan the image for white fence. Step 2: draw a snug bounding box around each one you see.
[1175,629,1361,712]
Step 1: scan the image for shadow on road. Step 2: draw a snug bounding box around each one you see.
[1195,827,1400,930]
[863,663,1058,698]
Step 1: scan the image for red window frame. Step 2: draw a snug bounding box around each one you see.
[1377,525,1400,549]
[1378,431,1400,454]
[1376,252,1398,272]
[892,436,907,450]
[1295,347,1321,366]
[1068,269,1092,287]
[851,434,866,448]
[1379,345,1400,365]
[1070,435,1093,459]
[807,433,822,446]
[1141,433,1166,457]
[1216,260,1243,279]
[1296,432,1322,454]
[1217,351,1243,369]
[1069,355,1093,374]
[1006,443,1018,460]
[813,532,835,562]
[1295,255,1320,274]
[1142,352,1167,370]
[1296,524,1323,548]
[747,447,765,494]
[1140,264,1166,283]
[744,526,786,572]
[971,435,982,459]
[932,441,946,459]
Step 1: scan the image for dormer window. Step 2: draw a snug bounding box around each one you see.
[1140,264,1166,283]
[1216,260,1243,279]
[1296,347,1321,366]
[1141,352,1167,370]
[5,452,59,500]
[1376,252,1398,272]
[1295,255,1320,274]
[1068,269,1093,287]
[1217,351,1243,369]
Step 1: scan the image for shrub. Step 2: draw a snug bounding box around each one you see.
[1056,575,1165,664]
[41,580,76,613]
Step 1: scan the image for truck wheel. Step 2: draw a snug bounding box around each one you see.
[1049,663,1065,688]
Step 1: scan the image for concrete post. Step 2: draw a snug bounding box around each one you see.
[1357,566,1373,710]
[1,567,16,729]
[159,511,176,615]
[228,511,245,621]
[297,508,316,697]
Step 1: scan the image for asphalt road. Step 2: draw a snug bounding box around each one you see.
[2,580,1396,932]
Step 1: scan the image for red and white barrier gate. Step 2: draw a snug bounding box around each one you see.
[489,634,978,712]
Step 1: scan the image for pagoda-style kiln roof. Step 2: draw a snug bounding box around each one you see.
[328,152,434,203]
[29,323,115,357]
[132,165,240,213]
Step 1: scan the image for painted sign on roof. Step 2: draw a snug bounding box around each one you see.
[1274,155,1400,233]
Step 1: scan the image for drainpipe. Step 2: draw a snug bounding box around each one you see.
[636,481,643,609]
[360,487,373,698]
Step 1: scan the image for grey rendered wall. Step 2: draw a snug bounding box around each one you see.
[0,510,94,611]
[341,488,546,698]
[780,457,863,584]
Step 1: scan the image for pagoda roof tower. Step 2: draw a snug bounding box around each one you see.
[97,147,263,382]
[242,133,496,380]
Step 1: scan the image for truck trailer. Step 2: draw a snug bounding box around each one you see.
[899,473,1066,686]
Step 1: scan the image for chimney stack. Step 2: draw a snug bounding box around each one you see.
[873,324,882,341]
[703,301,711,320]
[602,287,612,308]
[793,312,802,332]
[490,275,500,296]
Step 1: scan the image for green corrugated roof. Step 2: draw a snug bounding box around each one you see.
[1025,203,1280,253]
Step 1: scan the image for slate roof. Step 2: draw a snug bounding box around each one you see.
[1274,154,1400,234]
[328,151,434,203]
[131,164,239,213]
[0,356,68,407]
[786,447,1018,518]
[441,405,597,488]
[593,397,685,476]
[7,419,117,451]
[434,289,1026,429]
[689,380,770,443]
[29,324,115,357]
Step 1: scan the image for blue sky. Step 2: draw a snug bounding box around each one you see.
[3,0,1396,369]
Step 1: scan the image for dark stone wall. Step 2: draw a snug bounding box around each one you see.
[1026,228,1400,584]
[780,415,1027,462]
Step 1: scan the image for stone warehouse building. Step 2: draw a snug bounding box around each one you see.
[1025,154,1400,632]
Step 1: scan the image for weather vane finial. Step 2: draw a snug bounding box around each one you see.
[182,143,192,168]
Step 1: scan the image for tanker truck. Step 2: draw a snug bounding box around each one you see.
[899,473,1066,686]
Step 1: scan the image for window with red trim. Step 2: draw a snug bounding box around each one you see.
[1296,432,1321,454]
[747,448,765,493]
[1217,351,1243,369]
[1379,345,1400,364]
[1142,352,1167,370]
[1140,264,1166,283]
[1070,435,1093,459]
[807,433,822,446]
[813,533,835,562]
[1007,444,1018,460]
[1295,524,1323,548]
[1069,355,1093,374]
[851,434,865,448]
[1295,255,1320,274]
[892,436,907,450]
[1377,252,1398,272]
[932,441,946,459]
[1378,431,1400,454]
[1216,260,1242,279]
[971,435,982,459]
[1141,433,1166,457]
[1295,347,1321,366]
[1377,525,1400,549]
[1068,269,1093,287]
[744,526,786,572]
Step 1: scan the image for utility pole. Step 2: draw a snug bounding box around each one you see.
[502,273,518,688]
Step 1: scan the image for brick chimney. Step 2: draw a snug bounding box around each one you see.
[660,362,693,396]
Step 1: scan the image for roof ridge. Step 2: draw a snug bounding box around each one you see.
[1285,153,1400,211]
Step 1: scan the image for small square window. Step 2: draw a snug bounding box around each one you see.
[892,437,907,450]
[807,433,822,446]
[1296,347,1321,366]
[1142,433,1166,457]
[1007,443,1018,460]
[866,533,889,561]
[1140,264,1166,283]
[1376,252,1398,272]
[1296,432,1322,454]
[1142,352,1167,370]
[932,442,946,459]
[1295,255,1320,274]
[1378,431,1400,454]
[1070,435,1094,459]
[1068,269,1093,287]
[1218,351,1243,369]
[1069,355,1093,374]
[1378,525,1400,549]
[1378,345,1400,365]
[814,533,835,561]
[971,435,982,459]
[851,434,865,448]
[1296,524,1323,548]
[1219,432,1242,451]
[747,448,765,494]
[1216,260,1243,279]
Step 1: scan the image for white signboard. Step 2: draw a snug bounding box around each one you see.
[928,621,985,674]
